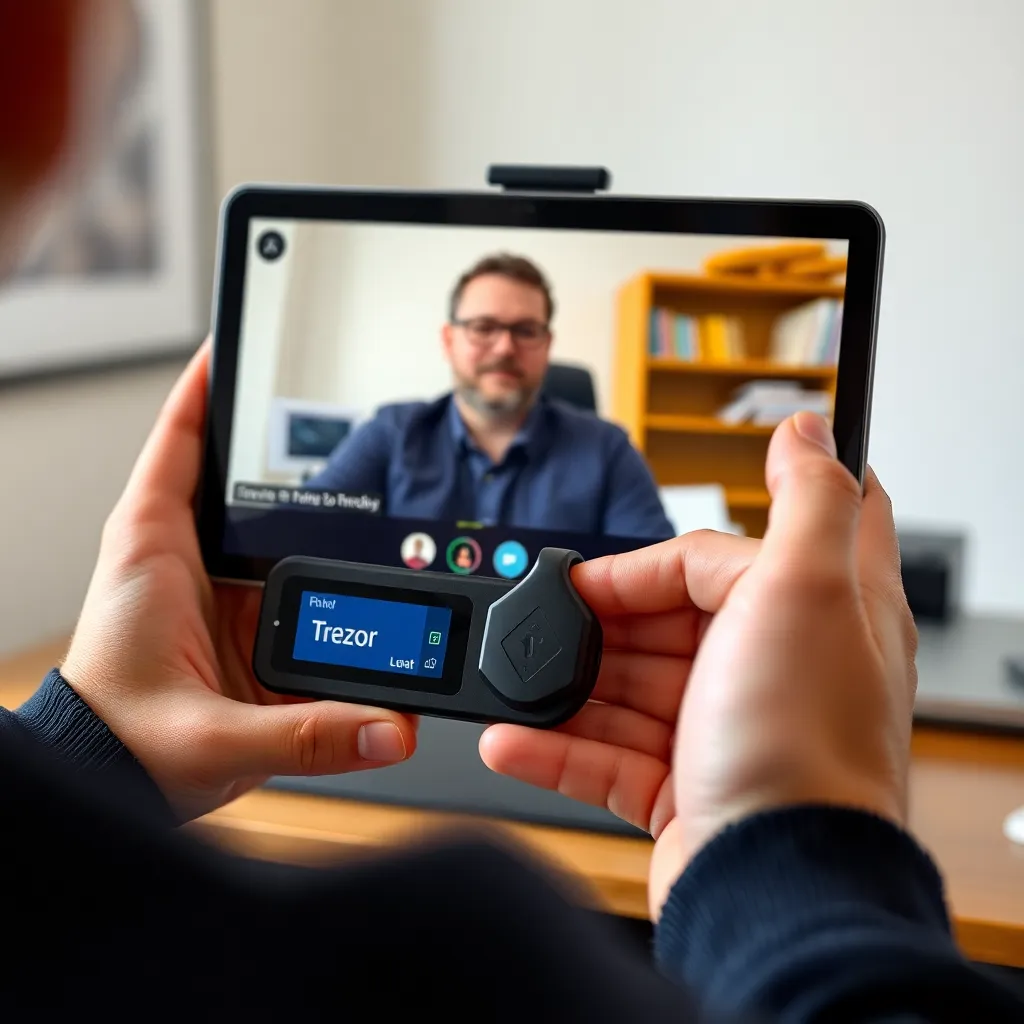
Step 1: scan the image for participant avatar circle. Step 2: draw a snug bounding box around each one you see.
[257,229,286,261]
[446,536,482,575]
[400,532,436,570]
[492,540,529,579]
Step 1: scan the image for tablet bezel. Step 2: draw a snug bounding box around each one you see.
[198,185,884,584]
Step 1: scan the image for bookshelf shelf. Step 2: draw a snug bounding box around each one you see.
[645,414,776,437]
[640,271,845,301]
[613,268,842,539]
[647,358,837,381]
[725,486,772,509]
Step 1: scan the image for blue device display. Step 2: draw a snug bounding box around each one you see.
[293,590,452,680]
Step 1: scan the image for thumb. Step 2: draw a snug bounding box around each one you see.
[121,338,210,515]
[220,700,417,779]
[762,412,863,577]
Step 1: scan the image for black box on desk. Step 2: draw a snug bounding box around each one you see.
[897,528,965,624]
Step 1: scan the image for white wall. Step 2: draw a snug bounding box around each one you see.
[406,0,1024,614]
[0,360,186,657]
[228,220,296,487]
[208,0,433,193]
[274,223,349,402]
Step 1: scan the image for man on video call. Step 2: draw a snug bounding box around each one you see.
[308,254,676,540]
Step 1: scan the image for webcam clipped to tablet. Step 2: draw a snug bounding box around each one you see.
[487,164,612,193]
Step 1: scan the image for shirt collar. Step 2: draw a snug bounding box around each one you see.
[447,392,555,464]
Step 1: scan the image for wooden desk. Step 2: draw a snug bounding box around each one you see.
[3,637,1023,968]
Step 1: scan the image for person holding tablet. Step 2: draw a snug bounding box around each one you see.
[2,3,1023,1019]
[307,253,676,541]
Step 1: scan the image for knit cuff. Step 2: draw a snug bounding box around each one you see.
[11,668,177,825]
[655,804,952,1014]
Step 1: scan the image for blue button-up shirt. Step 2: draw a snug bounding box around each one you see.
[308,394,674,540]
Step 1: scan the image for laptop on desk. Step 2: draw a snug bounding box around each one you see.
[913,615,1024,733]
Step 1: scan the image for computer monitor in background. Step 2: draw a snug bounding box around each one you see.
[266,397,363,483]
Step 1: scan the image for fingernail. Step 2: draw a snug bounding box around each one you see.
[794,411,837,457]
[358,721,407,762]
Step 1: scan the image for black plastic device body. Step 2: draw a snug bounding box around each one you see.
[254,547,603,728]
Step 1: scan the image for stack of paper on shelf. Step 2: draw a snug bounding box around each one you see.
[717,380,833,426]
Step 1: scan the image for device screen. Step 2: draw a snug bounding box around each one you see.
[271,576,473,696]
[224,218,851,579]
[293,589,452,680]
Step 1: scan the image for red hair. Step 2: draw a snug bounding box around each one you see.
[0,1,82,188]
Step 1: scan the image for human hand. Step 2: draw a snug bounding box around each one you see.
[480,527,759,900]
[61,342,417,822]
[481,412,916,918]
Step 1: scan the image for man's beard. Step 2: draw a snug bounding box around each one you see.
[454,358,539,421]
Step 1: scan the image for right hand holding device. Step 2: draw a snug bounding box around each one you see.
[480,411,918,918]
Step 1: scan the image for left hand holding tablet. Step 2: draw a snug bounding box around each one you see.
[60,341,418,822]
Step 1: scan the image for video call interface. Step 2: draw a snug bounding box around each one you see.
[224,217,849,581]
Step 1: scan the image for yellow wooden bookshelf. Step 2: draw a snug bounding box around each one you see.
[612,271,842,538]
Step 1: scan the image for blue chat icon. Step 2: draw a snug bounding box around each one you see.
[493,540,529,580]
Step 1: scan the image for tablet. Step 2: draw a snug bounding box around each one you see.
[197,185,883,584]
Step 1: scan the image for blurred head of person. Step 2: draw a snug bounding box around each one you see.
[0,0,139,279]
[442,254,555,424]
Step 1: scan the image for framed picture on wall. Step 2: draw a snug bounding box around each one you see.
[0,0,210,380]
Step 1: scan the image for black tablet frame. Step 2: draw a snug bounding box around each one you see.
[197,184,884,584]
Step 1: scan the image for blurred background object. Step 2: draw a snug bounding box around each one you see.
[15,4,157,280]
[0,1,208,381]
[1,0,1023,660]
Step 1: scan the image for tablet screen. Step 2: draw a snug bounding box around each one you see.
[220,217,850,579]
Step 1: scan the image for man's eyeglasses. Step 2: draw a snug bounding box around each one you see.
[451,317,551,349]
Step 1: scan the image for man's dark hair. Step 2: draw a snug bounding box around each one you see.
[448,253,555,324]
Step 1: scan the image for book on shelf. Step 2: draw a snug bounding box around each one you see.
[770,299,843,366]
[649,308,699,360]
[716,379,833,426]
[648,309,746,363]
[701,314,745,363]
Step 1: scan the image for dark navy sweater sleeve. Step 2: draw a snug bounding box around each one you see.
[305,413,392,495]
[3,672,1023,1018]
[655,805,1024,1021]
[601,429,676,541]
[1,667,176,825]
